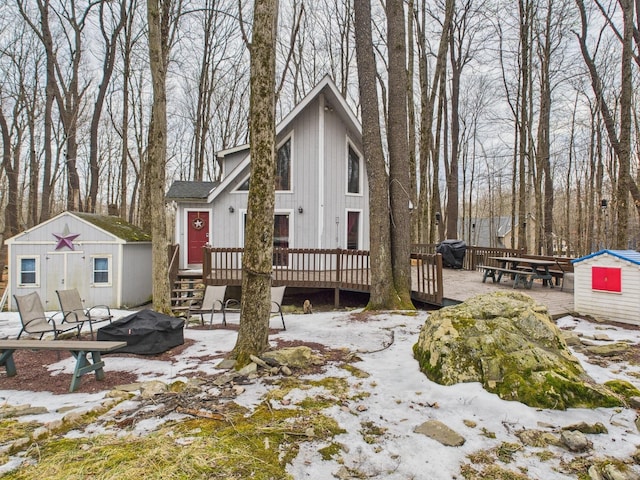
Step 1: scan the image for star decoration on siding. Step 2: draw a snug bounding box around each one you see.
[53,224,80,250]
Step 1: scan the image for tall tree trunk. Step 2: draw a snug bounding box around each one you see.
[353,0,399,310]
[232,0,279,365]
[387,0,414,308]
[146,0,172,313]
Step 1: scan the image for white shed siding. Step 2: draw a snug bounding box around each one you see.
[574,253,640,326]
[121,243,153,307]
[7,212,152,311]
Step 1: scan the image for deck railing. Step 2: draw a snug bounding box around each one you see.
[202,247,443,305]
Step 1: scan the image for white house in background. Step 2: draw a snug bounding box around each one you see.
[6,211,152,311]
[572,249,640,326]
[166,75,369,270]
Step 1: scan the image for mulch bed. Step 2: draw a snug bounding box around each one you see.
[0,339,195,395]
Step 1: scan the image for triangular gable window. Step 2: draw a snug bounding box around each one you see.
[233,137,292,192]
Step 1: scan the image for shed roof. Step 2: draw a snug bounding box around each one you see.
[73,212,151,241]
[572,249,640,266]
[165,181,217,201]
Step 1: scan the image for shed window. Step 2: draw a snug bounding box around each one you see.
[92,257,110,284]
[19,257,38,285]
[347,144,361,194]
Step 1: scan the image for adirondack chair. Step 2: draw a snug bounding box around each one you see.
[56,288,113,340]
[14,292,80,339]
[188,285,227,327]
[223,285,287,330]
[270,286,287,330]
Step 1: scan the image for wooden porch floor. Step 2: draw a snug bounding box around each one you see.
[441,268,575,319]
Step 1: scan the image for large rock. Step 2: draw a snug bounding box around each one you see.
[413,292,622,410]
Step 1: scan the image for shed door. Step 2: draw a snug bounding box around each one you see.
[44,252,85,309]
[187,211,209,264]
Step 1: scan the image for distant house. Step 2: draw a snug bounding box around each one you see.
[463,216,537,251]
[573,249,640,326]
[166,75,369,269]
[6,211,152,311]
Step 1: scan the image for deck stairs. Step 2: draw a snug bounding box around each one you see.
[171,271,204,316]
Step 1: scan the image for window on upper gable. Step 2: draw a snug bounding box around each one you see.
[347,144,361,194]
[276,137,291,191]
[237,176,250,191]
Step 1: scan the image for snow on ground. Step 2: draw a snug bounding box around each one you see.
[1,308,640,479]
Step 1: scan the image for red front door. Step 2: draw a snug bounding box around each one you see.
[187,211,209,264]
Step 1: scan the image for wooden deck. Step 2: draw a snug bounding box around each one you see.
[441,268,575,318]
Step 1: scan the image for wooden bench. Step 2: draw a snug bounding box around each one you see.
[480,266,536,289]
[0,339,127,392]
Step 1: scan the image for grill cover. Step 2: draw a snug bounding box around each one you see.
[436,239,467,269]
[97,309,184,354]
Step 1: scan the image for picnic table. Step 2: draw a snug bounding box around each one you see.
[480,256,556,289]
[0,339,126,392]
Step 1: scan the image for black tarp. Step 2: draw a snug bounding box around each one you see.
[436,239,467,269]
[97,309,184,354]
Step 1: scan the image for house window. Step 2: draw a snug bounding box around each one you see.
[347,211,361,250]
[273,213,290,266]
[237,176,250,191]
[92,256,111,285]
[276,138,291,191]
[347,144,361,194]
[19,257,38,286]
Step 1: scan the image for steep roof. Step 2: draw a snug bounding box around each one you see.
[572,249,640,266]
[165,181,217,201]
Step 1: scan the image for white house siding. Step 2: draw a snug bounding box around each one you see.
[321,106,368,251]
[574,253,640,326]
[121,243,153,307]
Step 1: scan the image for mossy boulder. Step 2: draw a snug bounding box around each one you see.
[413,292,623,410]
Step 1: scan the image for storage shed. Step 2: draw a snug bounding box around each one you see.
[6,211,152,311]
[572,249,640,326]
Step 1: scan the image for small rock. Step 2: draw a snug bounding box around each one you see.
[563,422,608,434]
[237,363,257,376]
[628,396,640,409]
[113,383,144,393]
[585,343,630,357]
[560,430,591,452]
[11,437,31,451]
[463,419,477,428]
[280,365,292,376]
[589,465,604,480]
[414,420,465,447]
[63,411,85,424]
[140,381,168,398]
[355,404,368,412]
[216,358,236,370]
[602,463,628,480]
[32,426,49,440]
[232,385,245,395]
[631,448,640,464]
[593,333,612,341]
[250,355,269,369]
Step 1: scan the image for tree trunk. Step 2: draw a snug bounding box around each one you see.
[353,0,399,310]
[387,0,414,308]
[231,0,279,365]
[146,0,171,313]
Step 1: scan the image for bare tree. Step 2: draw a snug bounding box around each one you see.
[146,0,182,313]
[232,0,279,365]
[353,0,400,309]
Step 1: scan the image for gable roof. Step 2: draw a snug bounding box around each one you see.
[165,181,217,201]
[208,76,361,203]
[6,211,151,243]
[573,249,640,266]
